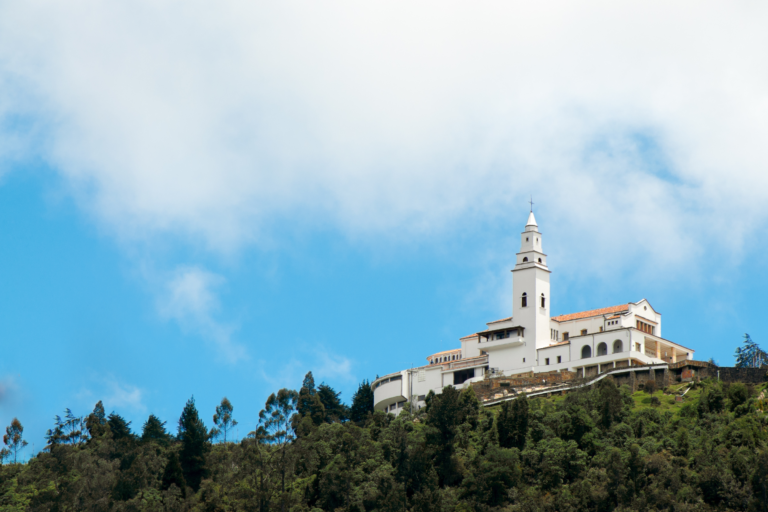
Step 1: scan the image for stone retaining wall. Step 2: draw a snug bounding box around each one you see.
[470,360,767,403]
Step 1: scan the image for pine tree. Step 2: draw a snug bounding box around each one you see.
[178,397,210,491]
[141,414,170,445]
[3,418,28,464]
[161,450,187,498]
[317,383,348,423]
[349,380,374,423]
[107,413,134,441]
[211,397,238,443]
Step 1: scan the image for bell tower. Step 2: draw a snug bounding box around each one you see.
[511,209,551,354]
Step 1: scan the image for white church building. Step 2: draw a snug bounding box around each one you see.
[372,211,695,414]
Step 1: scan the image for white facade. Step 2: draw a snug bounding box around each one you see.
[372,211,695,414]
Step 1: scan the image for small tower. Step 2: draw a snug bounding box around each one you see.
[511,210,551,356]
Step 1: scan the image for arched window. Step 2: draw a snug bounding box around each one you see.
[538,258,542,263]
[613,340,623,353]
[523,257,529,262]
[581,345,591,359]
[521,293,528,307]
[541,294,546,308]
[597,342,607,356]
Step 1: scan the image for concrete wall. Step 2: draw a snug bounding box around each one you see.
[537,343,570,366]
[461,336,481,359]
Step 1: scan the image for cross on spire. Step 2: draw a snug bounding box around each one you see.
[529,196,534,212]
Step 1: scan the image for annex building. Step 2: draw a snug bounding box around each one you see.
[372,211,695,414]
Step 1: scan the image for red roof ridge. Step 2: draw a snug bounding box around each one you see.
[551,304,630,322]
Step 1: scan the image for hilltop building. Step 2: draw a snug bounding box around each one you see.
[372,211,694,414]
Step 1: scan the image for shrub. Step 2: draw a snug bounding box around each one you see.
[728,383,750,411]
[650,396,661,407]
[644,380,657,395]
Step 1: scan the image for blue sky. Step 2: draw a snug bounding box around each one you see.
[2,1,768,458]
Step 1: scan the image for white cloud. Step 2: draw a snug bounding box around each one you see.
[158,266,246,362]
[78,376,146,414]
[103,379,146,413]
[257,348,356,392]
[0,1,766,276]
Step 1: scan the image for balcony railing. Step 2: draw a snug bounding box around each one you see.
[443,355,489,371]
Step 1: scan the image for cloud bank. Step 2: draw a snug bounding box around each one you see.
[0,1,766,275]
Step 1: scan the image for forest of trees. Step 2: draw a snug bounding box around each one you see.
[1,370,768,511]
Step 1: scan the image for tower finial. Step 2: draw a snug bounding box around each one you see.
[529,195,534,212]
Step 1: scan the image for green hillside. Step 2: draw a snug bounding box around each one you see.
[2,375,768,511]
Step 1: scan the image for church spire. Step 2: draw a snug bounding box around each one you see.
[525,211,538,232]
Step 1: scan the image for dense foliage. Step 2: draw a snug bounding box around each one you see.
[2,374,768,511]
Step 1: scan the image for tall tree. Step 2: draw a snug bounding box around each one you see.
[178,397,210,491]
[317,383,347,423]
[425,386,478,486]
[211,397,238,443]
[497,395,529,450]
[3,418,28,464]
[296,371,317,417]
[254,388,298,512]
[141,414,171,445]
[85,401,107,438]
[597,376,627,429]
[735,334,768,368]
[107,413,134,441]
[349,380,374,423]
[294,372,325,429]
[45,408,87,449]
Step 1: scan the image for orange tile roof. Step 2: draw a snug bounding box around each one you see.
[547,340,571,347]
[551,304,629,322]
[487,316,512,324]
[427,348,461,358]
[460,333,479,340]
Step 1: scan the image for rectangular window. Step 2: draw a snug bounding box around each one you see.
[557,356,562,363]
[599,326,603,332]
[563,332,569,341]
[581,329,587,336]
[545,358,550,365]
[523,358,525,363]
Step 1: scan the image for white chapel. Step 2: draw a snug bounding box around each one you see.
[372,211,695,414]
